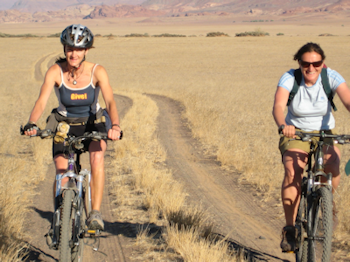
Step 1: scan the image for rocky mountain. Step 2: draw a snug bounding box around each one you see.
[9,0,145,13]
[85,4,165,18]
[0,0,350,23]
[140,0,345,15]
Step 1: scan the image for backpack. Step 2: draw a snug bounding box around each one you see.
[287,68,337,111]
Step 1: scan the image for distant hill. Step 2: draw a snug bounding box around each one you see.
[85,5,165,19]
[1,0,350,23]
[141,0,342,14]
[10,0,145,13]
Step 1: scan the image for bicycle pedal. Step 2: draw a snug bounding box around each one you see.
[87,229,101,235]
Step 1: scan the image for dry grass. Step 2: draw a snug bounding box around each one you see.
[0,38,57,260]
[2,19,350,259]
[107,91,239,260]
[90,33,350,255]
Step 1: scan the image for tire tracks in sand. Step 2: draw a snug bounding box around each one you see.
[147,94,292,262]
[26,52,292,261]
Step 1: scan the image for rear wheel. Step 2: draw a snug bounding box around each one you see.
[307,186,333,262]
[59,189,74,262]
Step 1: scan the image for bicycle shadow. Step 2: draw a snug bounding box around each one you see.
[25,207,162,261]
[210,232,292,262]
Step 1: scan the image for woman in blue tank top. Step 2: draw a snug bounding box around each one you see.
[23,24,121,232]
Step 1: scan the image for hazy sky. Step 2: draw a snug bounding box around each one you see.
[0,0,16,10]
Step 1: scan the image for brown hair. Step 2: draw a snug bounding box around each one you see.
[293,42,326,61]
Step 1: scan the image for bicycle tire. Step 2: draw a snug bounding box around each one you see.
[59,189,74,262]
[83,173,92,216]
[71,198,85,262]
[307,186,333,262]
[295,178,308,262]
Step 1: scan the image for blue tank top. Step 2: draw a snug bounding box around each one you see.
[55,64,101,118]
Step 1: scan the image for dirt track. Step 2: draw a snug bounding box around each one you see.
[148,94,292,262]
[23,53,293,262]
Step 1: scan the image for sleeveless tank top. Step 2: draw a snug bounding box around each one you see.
[55,64,101,118]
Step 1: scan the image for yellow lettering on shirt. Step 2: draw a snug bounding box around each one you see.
[71,93,88,100]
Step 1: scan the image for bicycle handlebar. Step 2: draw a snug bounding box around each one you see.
[278,125,350,144]
[20,126,123,141]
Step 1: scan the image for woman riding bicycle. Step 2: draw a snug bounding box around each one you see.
[23,24,121,232]
[272,42,350,252]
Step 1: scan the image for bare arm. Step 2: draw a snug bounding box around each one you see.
[336,82,350,112]
[272,86,295,137]
[25,64,59,135]
[95,65,121,140]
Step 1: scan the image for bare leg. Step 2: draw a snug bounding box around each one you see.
[53,155,68,199]
[323,145,341,193]
[89,140,107,212]
[281,149,308,226]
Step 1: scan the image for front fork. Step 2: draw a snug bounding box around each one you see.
[51,170,89,247]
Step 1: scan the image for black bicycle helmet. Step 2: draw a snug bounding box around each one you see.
[60,24,94,49]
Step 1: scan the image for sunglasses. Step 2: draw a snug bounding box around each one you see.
[300,60,323,68]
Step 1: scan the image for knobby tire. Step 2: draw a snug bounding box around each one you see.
[295,178,308,262]
[84,174,92,216]
[59,189,74,262]
[71,198,85,262]
[307,186,333,262]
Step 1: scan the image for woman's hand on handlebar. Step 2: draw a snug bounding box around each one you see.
[279,124,296,138]
[108,127,122,141]
[22,122,39,136]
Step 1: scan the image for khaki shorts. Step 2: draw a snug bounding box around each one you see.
[279,128,342,156]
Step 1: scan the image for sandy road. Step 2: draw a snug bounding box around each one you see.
[24,52,293,261]
[148,94,293,262]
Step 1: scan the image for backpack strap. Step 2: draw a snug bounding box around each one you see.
[287,68,337,111]
[321,68,337,111]
[287,69,302,106]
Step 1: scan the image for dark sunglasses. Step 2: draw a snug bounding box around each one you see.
[300,60,323,68]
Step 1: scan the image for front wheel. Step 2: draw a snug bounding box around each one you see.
[59,189,74,262]
[295,178,308,262]
[307,186,333,262]
[71,198,85,262]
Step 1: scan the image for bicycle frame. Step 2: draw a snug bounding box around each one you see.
[304,132,333,195]
[290,130,348,262]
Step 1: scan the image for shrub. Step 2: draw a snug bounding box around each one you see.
[47,33,60,37]
[206,32,229,37]
[103,33,116,37]
[125,33,149,37]
[319,33,334,36]
[277,33,284,36]
[152,33,186,37]
[236,29,269,37]
[0,32,39,38]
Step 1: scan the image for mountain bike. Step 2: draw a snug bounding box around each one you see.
[280,127,350,262]
[21,127,122,262]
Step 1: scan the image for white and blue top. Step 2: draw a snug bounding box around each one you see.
[55,64,101,118]
[278,68,345,131]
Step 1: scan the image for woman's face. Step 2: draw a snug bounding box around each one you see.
[299,51,324,86]
[65,46,88,67]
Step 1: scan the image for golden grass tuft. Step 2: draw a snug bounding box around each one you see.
[109,91,240,260]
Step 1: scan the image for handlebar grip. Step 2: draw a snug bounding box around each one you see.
[278,124,285,134]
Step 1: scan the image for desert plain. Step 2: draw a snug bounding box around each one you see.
[1,12,350,261]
